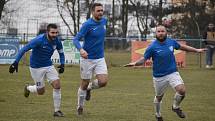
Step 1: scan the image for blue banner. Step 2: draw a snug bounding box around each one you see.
[0,37,19,64]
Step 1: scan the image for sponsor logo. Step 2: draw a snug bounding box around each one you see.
[0,44,18,57]
[156,50,162,53]
[93,27,98,31]
[53,45,56,49]
[169,46,173,51]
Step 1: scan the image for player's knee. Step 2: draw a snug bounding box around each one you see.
[81,85,88,90]
[81,79,90,90]
[97,75,108,87]
[156,96,162,102]
[53,85,61,89]
[37,88,45,95]
[53,83,61,89]
[178,89,185,95]
[155,95,163,102]
[176,86,186,95]
[175,84,186,95]
[52,80,61,89]
[154,96,162,103]
[99,80,107,87]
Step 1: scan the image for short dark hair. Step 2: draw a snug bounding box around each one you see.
[91,3,103,12]
[47,23,58,31]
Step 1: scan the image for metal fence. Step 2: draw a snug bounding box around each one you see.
[0,33,206,48]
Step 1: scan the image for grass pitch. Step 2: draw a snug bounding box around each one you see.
[0,52,215,121]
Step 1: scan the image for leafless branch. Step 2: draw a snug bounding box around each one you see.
[56,0,73,35]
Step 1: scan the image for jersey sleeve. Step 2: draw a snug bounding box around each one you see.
[144,44,153,60]
[173,39,181,50]
[73,22,89,50]
[15,37,41,63]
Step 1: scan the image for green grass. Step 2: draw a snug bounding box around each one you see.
[0,52,215,121]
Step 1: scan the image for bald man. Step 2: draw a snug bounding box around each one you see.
[125,25,206,121]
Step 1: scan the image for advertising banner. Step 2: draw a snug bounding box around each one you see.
[0,37,19,64]
[131,40,186,67]
[51,39,80,64]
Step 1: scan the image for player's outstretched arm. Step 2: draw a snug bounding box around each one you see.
[9,43,32,73]
[124,57,145,67]
[124,62,136,67]
[180,44,207,53]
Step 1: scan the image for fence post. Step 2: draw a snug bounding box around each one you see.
[23,33,27,66]
[199,38,202,68]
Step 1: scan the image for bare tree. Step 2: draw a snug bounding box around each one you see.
[85,0,95,19]
[0,0,9,20]
[56,0,80,35]
[0,0,21,31]
[130,0,150,39]
[121,0,128,38]
[56,0,97,35]
[171,0,214,38]
[158,0,163,24]
[111,0,115,36]
[106,0,121,36]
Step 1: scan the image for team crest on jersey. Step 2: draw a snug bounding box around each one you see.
[53,45,57,49]
[169,46,173,51]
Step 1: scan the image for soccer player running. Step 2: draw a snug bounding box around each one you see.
[124,25,206,121]
[9,24,65,117]
[73,3,108,115]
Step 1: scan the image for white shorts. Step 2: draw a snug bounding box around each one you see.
[153,72,184,96]
[30,65,59,89]
[80,57,108,79]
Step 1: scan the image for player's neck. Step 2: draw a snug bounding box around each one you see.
[156,37,167,43]
[92,16,100,22]
[46,34,53,42]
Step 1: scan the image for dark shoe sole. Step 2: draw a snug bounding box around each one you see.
[24,85,30,98]
[172,107,186,118]
[53,111,64,117]
[77,107,83,115]
[155,116,163,121]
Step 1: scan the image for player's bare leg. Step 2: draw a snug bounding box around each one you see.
[24,83,46,97]
[172,84,186,118]
[154,95,164,121]
[86,74,108,101]
[77,79,89,115]
[52,79,64,117]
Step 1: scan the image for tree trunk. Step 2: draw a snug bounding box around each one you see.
[112,0,115,36]
[56,0,73,35]
[86,0,95,20]
[130,0,147,40]
[77,0,80,31]
[0,0,6,20]
[121,0,128,38]
[158,0,163,24]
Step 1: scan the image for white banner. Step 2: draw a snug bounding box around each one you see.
[51,40,81,64]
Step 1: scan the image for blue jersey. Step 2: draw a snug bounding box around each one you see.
[15,34,65,68]
[73,17,107,59]
[144,38,181,77]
